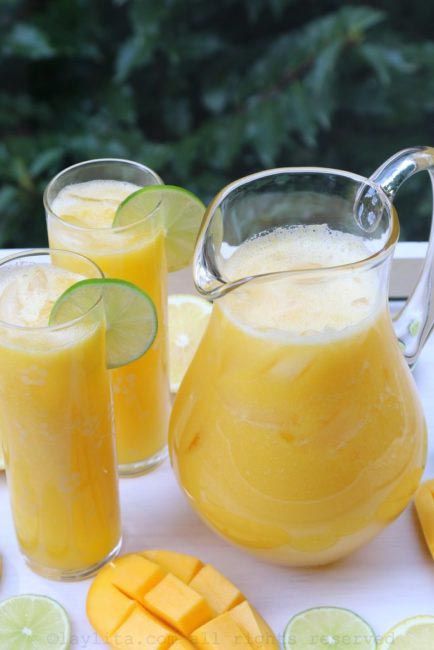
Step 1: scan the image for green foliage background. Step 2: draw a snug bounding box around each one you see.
[1,0,434,246]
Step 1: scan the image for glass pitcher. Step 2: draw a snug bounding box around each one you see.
[170,147,434,567]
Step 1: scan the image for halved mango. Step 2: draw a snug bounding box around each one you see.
[87,549,278,650]
[189,565,244,614]
[141,550,203,583]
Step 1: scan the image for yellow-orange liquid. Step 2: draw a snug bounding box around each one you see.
[0,264,120,574]
[170,226,426,565]
[49,181,170,471]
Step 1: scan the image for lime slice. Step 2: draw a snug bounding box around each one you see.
[0,594,70,649]
[49,278,157,369]
[114,185,206,272]
[284,607,376,649]
[378,615,434,649]
[168,293,212,392]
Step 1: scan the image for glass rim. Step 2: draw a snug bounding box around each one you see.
[43,158,163,234]
[197,166,400,292]
[0,249,104,332]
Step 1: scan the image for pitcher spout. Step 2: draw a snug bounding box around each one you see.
[194,166,394,302]
[194,206,230,299]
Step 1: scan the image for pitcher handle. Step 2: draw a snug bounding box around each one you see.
[370,146,434,367]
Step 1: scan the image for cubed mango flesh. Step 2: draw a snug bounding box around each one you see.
[141,550,203,583]
[189,565,244,614]
[86,550,278,650]
[228,602,279,650]
[87,583,136,640]
[111,554,165,600]
[192,613,253,649]
[170,641,196,650]
[144,574,213,635]
[109,604,179,650]
[87,562,136,639]
[415,480,434,558]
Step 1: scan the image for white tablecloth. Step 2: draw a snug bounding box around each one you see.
[1,265,434,648]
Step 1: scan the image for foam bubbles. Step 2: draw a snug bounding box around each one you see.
[0,264,85,327]
[224,224,373,279]
[221,225,380,340]
[51,180,141,228]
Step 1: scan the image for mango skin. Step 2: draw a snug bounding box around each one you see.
[87,549,279,650]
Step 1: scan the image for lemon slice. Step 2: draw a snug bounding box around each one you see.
[0,445,4,471]
[0,595,70,649]
[378,615,434,649]
[114,185,206,272]
[49,278,157,369]
[168,294,212,392]
[284,607,376,649]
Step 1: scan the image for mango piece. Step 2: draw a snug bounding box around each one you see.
[189,565,244,614]
[415,480,434,558]
[111,554,165,600]
[87,563,136,639]
[88,583,136,639]
[141,550,203,583]
[229,602,279,650]
[170,641,196,650]
[109,604,178,649]
[144,573,213,636]
[192,612,253,649]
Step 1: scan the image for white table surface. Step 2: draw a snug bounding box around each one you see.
[1,254,434,648]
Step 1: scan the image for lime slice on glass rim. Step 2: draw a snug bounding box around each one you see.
[378,615,434,649]
[284,607,376,649]
[49,278,157,369]
[0,594,70,650]
[113,185,206,272]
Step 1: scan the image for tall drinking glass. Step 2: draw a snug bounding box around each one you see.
[0,250,121,580]
[44,160,170,476]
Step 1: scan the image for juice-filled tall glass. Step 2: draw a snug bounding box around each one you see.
[45,160,170,476]
[0,250,121,580]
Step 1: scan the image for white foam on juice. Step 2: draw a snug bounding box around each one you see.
[51,180,141,228]
[0,264,85,328]
[220,225,381,340]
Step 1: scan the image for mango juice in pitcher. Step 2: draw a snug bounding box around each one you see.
[170,149,434,566]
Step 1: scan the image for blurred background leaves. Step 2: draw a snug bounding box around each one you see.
[0,0,433,246]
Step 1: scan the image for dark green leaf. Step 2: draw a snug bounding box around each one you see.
[2,23,54,59]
